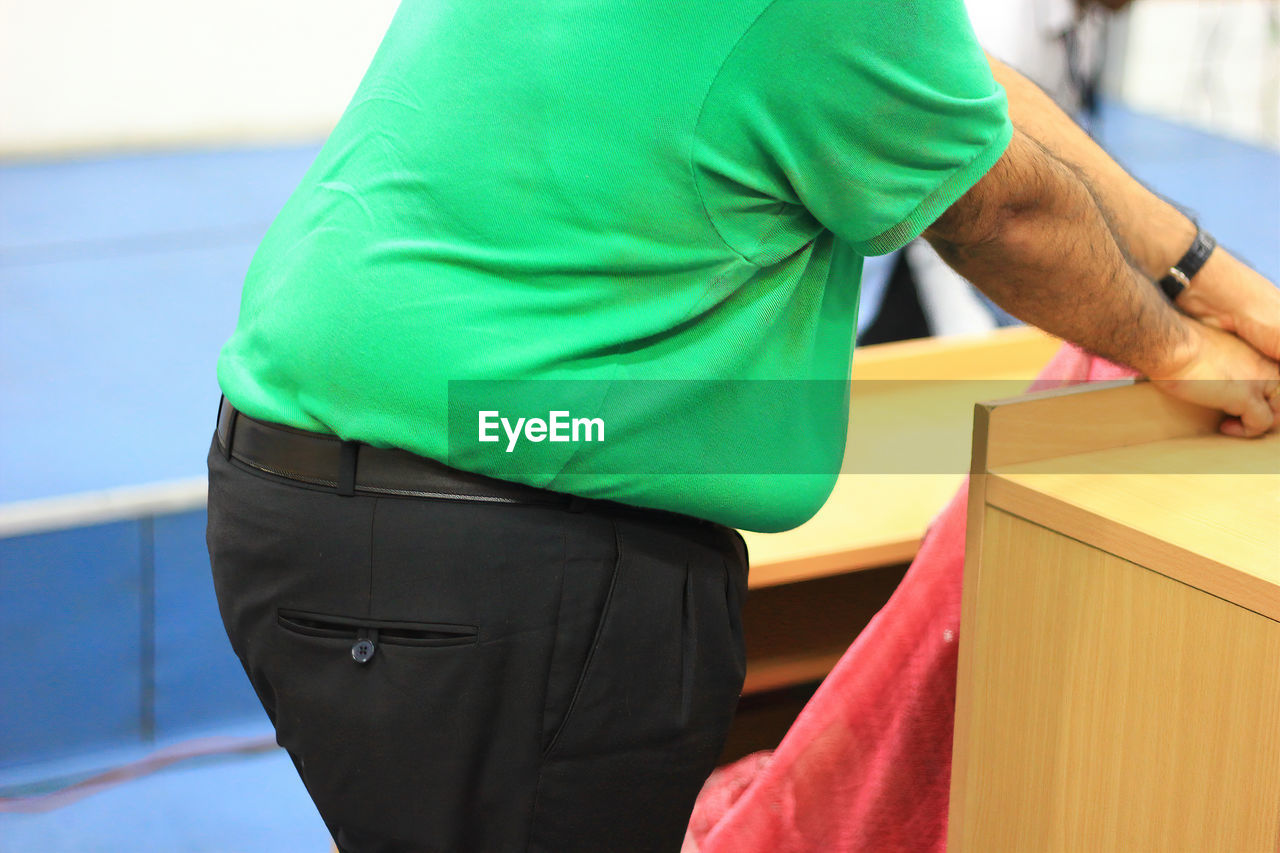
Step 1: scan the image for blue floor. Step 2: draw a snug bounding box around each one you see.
[0,722,332,853]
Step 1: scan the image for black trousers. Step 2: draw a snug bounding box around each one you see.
[206,437,749,853]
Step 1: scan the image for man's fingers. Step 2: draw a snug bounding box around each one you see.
[1213,380,1279,438]
[1229,378,1279,437]
[1150,321,1280,436]
[1239,391,1276,436]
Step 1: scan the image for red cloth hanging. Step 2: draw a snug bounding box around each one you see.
[684,344,1137,853]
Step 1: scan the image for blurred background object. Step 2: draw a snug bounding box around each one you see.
[856,0,1279,344]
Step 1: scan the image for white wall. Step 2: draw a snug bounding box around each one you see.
[2,0,1276,159]
[0,0,399,158]
[1117,0,1280,148]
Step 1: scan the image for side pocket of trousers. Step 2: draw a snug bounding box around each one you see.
[723,551,748,696]
[541,519,625,759]
[528,518,746,853]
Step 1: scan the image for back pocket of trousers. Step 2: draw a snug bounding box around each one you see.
[277,608,478,647]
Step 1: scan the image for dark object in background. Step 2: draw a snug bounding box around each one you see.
[857,250,931,345]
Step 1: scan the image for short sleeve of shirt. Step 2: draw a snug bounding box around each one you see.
[692,0,1013,260]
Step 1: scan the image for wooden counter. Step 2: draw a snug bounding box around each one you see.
[949,381,1280,851]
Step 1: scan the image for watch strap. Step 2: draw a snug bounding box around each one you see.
[1157,228,1217,301]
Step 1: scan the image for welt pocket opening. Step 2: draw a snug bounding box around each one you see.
[277,608,479,647]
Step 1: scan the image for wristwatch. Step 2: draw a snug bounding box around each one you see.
[1157,227,1217,302]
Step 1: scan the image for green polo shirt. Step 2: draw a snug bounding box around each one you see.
[217,0,1011,532]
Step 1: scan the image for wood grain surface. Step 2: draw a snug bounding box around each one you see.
[950,509,1280,853]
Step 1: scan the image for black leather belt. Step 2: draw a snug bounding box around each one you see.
[215,396,576,507]
[214,398,718,533]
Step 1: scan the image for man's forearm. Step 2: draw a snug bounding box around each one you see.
[925,60,1278,435]
[924,128,1194,377]
[987,53,1196,280]
[990,53,1280,362]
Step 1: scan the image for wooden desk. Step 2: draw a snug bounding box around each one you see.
[734,326,1060,702]
[949,382,1280,851]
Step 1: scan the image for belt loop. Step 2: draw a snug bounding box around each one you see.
[337,441,360,497]
[217,396,236,461]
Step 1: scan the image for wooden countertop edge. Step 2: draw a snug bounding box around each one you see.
[849,326,1058,380]
[743,537,919,588]
[742,650,848,694]
[984,474,1280,623]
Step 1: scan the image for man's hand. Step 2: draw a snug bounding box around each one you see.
[1149,321,1280,438]
[956,54,1280,435]
[1177,251,1280,363]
